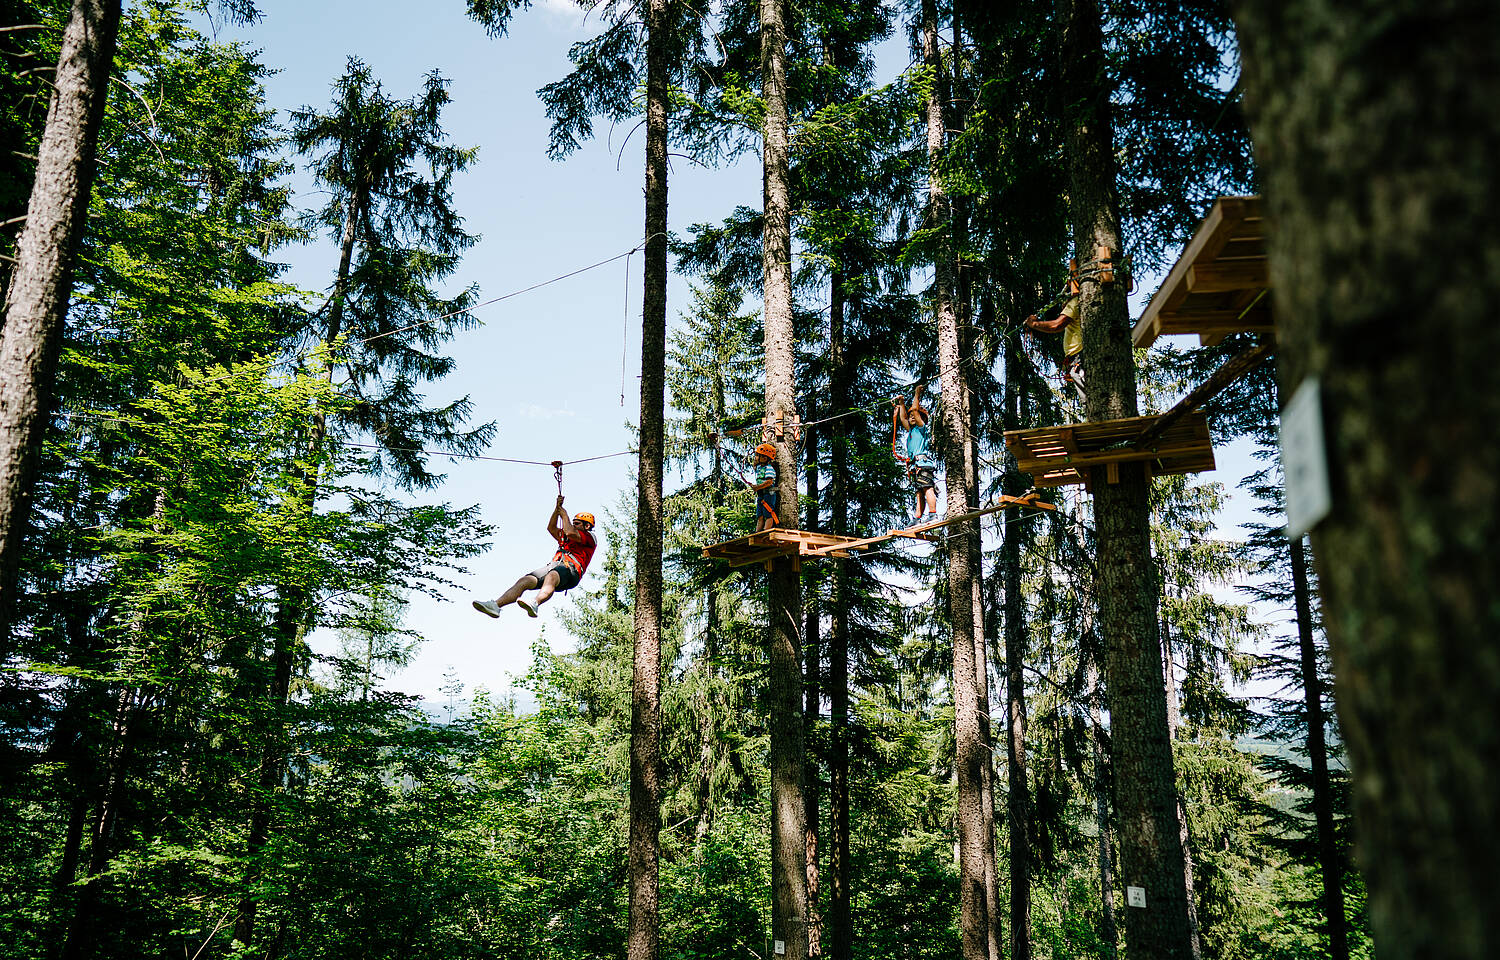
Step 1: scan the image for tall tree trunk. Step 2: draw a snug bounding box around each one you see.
[0,0,122,638]
[626,2,669,957]
[1289,535,1347,960]
[826,270,852,960]
[1161,626,1203,959]
[1002,329,1032,960]
[1057,0,1195,956]
[1088,658,1119,958]
[1235,4,1500,956]
[760,0,808,954]
[803,413,823,958]
[923,3,991,957]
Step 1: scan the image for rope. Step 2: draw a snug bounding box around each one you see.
[53,410,634,468]
[193,239,651,389]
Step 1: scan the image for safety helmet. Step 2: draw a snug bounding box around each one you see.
[573,512,596,528]
[754,442,777,458]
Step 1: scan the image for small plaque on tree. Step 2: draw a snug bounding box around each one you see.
[1281,377,1332,538]
[774,940,786,955]
[1127,885,1147,908]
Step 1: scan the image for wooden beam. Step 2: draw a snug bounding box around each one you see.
[1185,260,1270,294]
[1133,341,1273,448]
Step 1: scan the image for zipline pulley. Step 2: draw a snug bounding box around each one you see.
[552,460,564,497]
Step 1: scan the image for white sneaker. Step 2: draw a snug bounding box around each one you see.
[516,598,538,618]
[472,599,502,619]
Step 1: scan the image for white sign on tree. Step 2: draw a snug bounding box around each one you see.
[1281,377,1332,539]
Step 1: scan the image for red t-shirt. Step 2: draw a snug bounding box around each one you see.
[552,528,597,576]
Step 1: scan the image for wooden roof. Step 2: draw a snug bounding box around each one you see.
[1004,412,1216,488]
[1133,196,1272,348]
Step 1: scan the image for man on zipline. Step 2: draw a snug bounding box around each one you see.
[472,496,597,619]
[893,384,940,522]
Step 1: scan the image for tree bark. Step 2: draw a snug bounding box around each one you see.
[803,411,823,958]
[923,3,991,957]
[760,0,808,954]
[1289,535,1347,960]
[1233,3,1500,956]
[1057,0,1195,956]
[626,1,669,957]
[1002,330,1032,960]
[826,270,852,960]
[1161,626,1203,960]
[1088,659,1119,958]
[0,0,122,639]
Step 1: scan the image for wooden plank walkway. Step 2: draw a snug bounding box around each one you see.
[703,493,1057,565]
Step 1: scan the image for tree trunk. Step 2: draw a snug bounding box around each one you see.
[1057,0,1195,956]
[826,270,852,960]
[1234,3,1500,956]
[1088,659,1118,958]
[626,2,669,957]
[1289,535,1347,960]
[760,0,808,953]
[923,3,991,957]
[0,0,122,638]
[803,413,823,958]
[1002,330,1032,960]
[1161,625,1203,960]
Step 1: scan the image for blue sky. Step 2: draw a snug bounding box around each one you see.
[221,0,1271,704]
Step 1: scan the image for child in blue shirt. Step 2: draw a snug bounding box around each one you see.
[893,383,939,522]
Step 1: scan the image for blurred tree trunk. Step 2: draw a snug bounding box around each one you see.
[1235,6,1500,953]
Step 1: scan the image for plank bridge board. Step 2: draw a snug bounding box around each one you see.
[702,528,883,567]
[1004,412,1215,488]
[704,493,1058,564]
[1134,196,1273,348]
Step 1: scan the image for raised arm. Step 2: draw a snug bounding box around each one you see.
[1026,312,1071,334]
[547,496,572,541]
[892,395,909,433]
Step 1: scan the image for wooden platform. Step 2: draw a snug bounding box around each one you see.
[700,528,886,567]
[1133,196,1272,348]
[1005,412,1215,488]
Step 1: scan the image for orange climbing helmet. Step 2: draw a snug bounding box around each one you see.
[572,512,596,528]
[754,442,777,459]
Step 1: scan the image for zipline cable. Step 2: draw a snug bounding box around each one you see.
[194,238,653,389]
[54,410,635,468]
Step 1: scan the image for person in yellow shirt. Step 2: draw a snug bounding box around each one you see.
[1026,295,1085,399]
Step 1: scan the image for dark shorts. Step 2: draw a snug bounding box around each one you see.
[757,489,780,521]
[528,560,580,591]
[908,465,935,492]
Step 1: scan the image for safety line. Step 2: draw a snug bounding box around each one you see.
[53,410,634,468]
[193,239,650,388]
